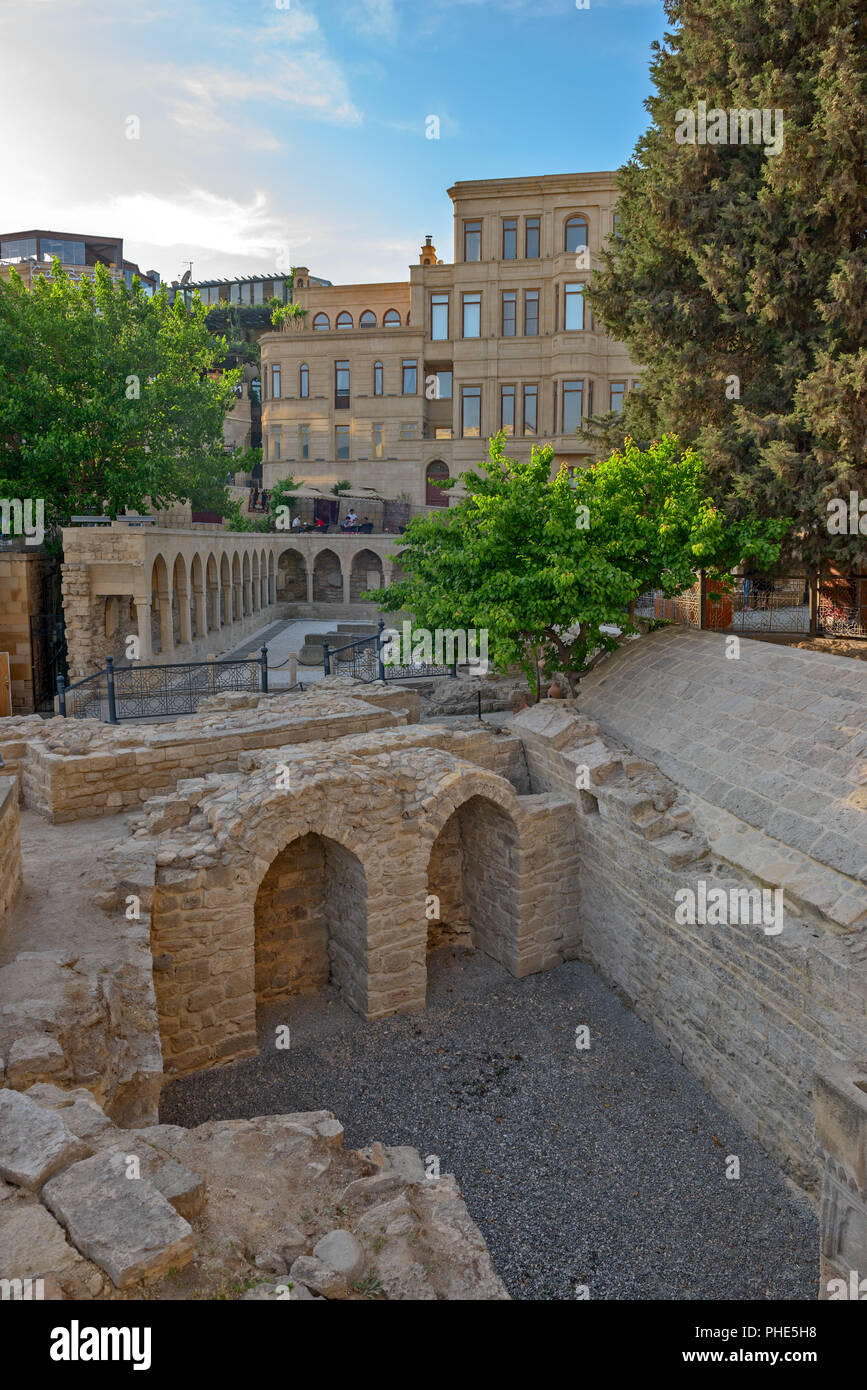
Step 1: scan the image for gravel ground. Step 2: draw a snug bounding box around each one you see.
[161,948,818,1301]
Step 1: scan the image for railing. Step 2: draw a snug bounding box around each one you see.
[58,648,269,722]
[323,620,457,682]
[635,573,867,639]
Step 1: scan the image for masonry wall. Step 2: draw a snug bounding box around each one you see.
[254,833,329,1004]
[512,702,867,1194]
[0,776,22,928]
[0,550,54,713]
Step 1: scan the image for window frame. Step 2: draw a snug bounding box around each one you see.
[525,216,541,259]
[335,424,351,460]
[462,292,481,339]
[430,293,449,341]
[402,359,418,395]
[564,216,588,253]
[523,290,539,337]
[500,384,515,436]
[562,379,584,434]
[271,364,281,399]
[501,290,517,337]
[359,309,377,327]
[461,385,481,438]
[564,282,585,332]
[336,311,353,330]
[299,363,309,398]
[312,312,330,331]
[383,308,401,327]
[522,384,538,436]
[463,220,482,262]
[373,361,383,396]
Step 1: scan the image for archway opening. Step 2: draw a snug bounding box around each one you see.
[277,548,307,601]
[426,794,519,967]
[313,549,343,603]
[426,460,450,507]
[350,548,383,602]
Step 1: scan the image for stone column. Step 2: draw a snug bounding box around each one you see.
[176,575,192,645]
[193,582,207,640]
[244,569,253,616]
[155,579,174,657]
[305,565,313,605]
[135,598,154,662]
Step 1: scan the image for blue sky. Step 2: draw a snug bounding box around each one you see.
[0,0,666,286]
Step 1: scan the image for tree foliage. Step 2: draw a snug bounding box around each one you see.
[0,262,239,538]
[586,0,867,568]
[373,434,789,695]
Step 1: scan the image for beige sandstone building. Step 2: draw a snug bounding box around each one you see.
[261,173,641,506]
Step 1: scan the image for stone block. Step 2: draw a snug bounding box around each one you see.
[0,1090,91,1191]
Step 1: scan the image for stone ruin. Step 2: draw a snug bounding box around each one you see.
[1,628,866,1299]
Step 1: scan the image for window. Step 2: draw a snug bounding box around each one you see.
[563,380,583,434]
[523,385,538,435]
[564,283,585,331]
[431,294,449,341]
[426,460,450,507]
[373,424,384,459]
[502,219,517,260]
[336,425,350,459]
[501,385,515,436]
[42,238,85,264]
[402,359,418,394]
[272,430,281,461]
[253,281,264,305]
[299,364,309,398]
[1,237,37,260]
[271,279,285,302]
[587,380,594,416]
[373,361,383,395]
[612,212,622,236]
[525,217,540,258]
[610,382,626,413]
[462,293,481,338]
[383,309,401,326]
[360,310,376,327]
[463,221,481,262]
[631,378,641,390]
[502,291,517,337]
[336,311,353,329]
[300,425,309,460]
[272,364,281,398]
[335,360,350,408]
[524,290,539,336]
[461,386,481,437]
[565,216,588,253]
[313,313,329,330]
[400,422,416,441]
[432,370,452,399]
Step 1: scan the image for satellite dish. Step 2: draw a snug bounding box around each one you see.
[180,269,192,285]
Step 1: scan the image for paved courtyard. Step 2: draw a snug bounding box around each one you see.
[161,947,818,1301]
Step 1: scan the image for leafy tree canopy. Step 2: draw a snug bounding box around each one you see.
[586,0,866,569]
[372,434,789,695]
[0,261,239,540]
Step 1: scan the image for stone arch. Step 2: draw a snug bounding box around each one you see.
[425,459,450,506]
[277,547,306,601]
[242,551,252,617]
[171,553,189,646]
[219,553,231,627]
[189,551,205,640]
[313,548,343,603]
[350,548,384,602]
[150,552,172,655]
[231,551,242,623]
[259,546,269,609]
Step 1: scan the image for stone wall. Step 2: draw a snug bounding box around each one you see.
[512,699,867,1194]
[254,834,329,1004]
[0,550,54,714]
[0,776,22,927]
[814,1059,867,1297]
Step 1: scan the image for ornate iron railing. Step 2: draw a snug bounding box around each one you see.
[58,649,269,722]
[322,620,457,682]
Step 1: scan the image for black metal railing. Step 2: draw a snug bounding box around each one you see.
[58,648,269,722]
[322,619,457,682]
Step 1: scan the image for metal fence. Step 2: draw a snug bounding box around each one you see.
[58,649,269,722]
[818,574,867,638]
[635,573,866,639]
[323,620,457,682]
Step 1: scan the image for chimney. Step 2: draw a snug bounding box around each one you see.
[419,235,437,266]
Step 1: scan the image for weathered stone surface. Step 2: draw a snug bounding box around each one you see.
[288,1254,347,1298]
[0,1192,96,1296]
[41,1150,194,1289]
[0,1089,91,1191]
[24,1084,115,1140]
[312,1229,366,1284]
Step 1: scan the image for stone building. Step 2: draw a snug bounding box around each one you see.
[260,173,641,505]
[0,228,159,294]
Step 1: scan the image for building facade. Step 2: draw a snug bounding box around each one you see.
[0,228,159,293]
[260,173,641,505]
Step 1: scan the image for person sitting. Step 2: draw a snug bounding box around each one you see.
[291,513,303,529]
[341,508,358,532]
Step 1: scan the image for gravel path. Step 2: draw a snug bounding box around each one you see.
[161,948,818,1301]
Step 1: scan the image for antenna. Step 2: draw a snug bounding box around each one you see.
[180,262,193,284]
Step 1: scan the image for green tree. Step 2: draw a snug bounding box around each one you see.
[0,262,239,540]
[269,475,302,528]
[586,0,866,568]
[372,434,789,697]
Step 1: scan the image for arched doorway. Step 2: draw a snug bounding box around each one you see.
[426,794,519,963]
[254,832,367,1009]
[350,548,384,602]
[277,548,307,601]
[426,460,450,506]
[313,549,343,602]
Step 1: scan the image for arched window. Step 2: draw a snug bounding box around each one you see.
[360,310,376,327]
[336,311,353,329]
[373,361,383,396]
[565,216,588,252]
[299,364,309,398]
[383,309,401,326]
[426,460,450,507]
[312,312,329,330]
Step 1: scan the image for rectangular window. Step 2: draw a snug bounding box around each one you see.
[563,380,584,434]
[272,364,281,398]
[500,385,515,436]
[432,370,452,399]
[253,281,264,305]
[431,294,449,340]
[610,382,626,413]
[462,293,481,338]
[402,359,418,394]
[525,217,540,258]
[524,291,539,336]
[336,425,350,459]
[272,430,281,461]
[400,422,416,440]
[335,360,350,408]
[587,379,594,417]
[502,219,517,260]
[612,212,622,236]
[434,427,452,439]
[463,221,481,262]
[373,423,384,458]
[300,425,309,460]
[502,291,516,337]
[299,364,309,398]
[461,386,481,437]
[564,283,585,331]
[374,362,383,396]
[523,385,538,435]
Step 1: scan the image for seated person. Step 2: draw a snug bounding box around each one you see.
[341,508,358,531]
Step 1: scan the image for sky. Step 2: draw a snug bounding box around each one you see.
[0,0,667,288]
